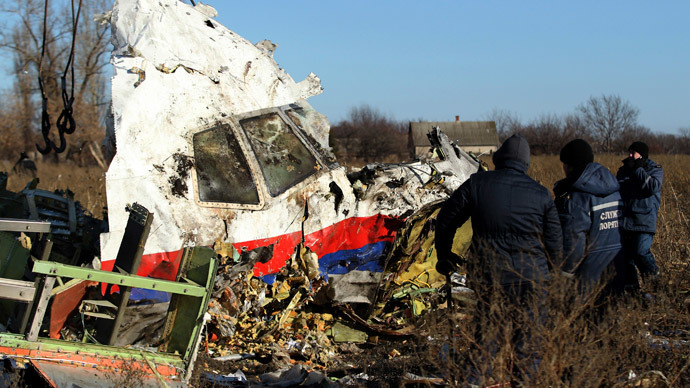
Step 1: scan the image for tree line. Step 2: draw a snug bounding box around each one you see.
[329,105,410,166]
[330,96,690,166]
[486,94,690,155]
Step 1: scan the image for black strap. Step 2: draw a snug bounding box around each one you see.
[36,0,82,155]
[36,0,53,155]
[54,0,82,152]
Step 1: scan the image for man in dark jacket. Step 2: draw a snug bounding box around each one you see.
[554,139,625,296]
[435,134,562,383]
[435,133,562,286]
[616,141,663,288]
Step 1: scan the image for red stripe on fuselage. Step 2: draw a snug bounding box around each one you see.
[241,214,403,276]
[102,214,403,282]
[101,250,182,280]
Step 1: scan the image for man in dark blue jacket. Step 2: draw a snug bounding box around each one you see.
[435,134,562,383]
[554,139,625,297]
[616,141,663,288]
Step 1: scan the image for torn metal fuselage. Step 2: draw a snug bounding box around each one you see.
[100,0,479,290]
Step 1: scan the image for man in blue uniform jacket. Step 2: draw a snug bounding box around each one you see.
[554,139,625,296]
[616,141,663,289]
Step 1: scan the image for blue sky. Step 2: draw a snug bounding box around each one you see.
[205,0,689,133]
[2,1,688,133]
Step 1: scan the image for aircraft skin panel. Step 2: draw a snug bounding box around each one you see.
[102,213,403,283]
[101,0,479,289]
[103,0,326,265]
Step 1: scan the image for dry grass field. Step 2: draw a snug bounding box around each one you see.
[1,154,688,386]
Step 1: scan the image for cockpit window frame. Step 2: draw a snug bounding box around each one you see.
[281,104,339,169]
[191,121,266,210]
[191,104,331,209]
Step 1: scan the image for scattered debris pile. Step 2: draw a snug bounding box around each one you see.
[207,245,336,369]
[202,199,476,379]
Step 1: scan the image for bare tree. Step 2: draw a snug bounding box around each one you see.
[678,127,690,154]
[522,114,567,155]
[330,104,407,165]
[0,0,65,153]
[0,91,23,158]
[0,0,112,163]
[562,113,592,141]
[73,0,111,119]
[680,127,690,138]
[577,94,639,152]
[649,128,690,155]
[484,108,522,142]
[618,124,653,152]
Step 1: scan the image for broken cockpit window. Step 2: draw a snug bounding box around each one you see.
[240,113,319,196]
[193,123,260,205]
[284,106,338,168]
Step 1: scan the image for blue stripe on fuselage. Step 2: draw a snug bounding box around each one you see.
[318,241,390,280]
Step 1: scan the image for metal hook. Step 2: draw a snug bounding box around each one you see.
[57,105,76,135]
[36,101,53,155]
[51,128,67,153]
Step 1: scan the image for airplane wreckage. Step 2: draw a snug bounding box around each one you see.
[1,0,483,386]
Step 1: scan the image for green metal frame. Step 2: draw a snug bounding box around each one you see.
[0,245,218,382]
[0,333,187,369]
[158,246,218,366]
[31,260,207,297]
